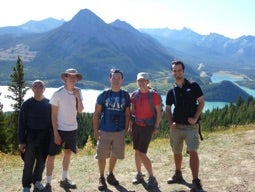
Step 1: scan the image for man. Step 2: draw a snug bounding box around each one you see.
[45,68,84,191]
[165,60,205,192]
[18,80,51,192]
[128,72,162,190]
[93,69,131,191]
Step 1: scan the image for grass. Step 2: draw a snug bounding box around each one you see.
[1,125,255,192]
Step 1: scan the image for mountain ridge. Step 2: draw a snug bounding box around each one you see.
[0,9,253,102]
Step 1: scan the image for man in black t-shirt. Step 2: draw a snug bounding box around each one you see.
[165,60,205,192]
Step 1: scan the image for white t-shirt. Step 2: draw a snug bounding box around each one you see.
[50,86,83,131]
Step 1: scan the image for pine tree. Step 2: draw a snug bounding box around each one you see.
[5,56,28,153]
[7,56,28,112]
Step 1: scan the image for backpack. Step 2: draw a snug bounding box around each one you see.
[172,80,203,140]
[133,88,163,117]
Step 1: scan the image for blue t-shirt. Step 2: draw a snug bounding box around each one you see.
[97,89,130,132]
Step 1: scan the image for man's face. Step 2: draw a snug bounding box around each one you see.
[32,82,45,95]
[110,72,123,88]
[137,78,148,88]
[171,64,184,80]
[64,74,78,85]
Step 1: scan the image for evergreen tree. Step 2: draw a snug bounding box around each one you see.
[5,56,28,153]
[7,56,28,112]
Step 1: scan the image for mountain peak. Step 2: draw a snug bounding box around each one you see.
[70,9,106,26]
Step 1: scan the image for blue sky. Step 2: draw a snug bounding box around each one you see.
[0,0,254,39]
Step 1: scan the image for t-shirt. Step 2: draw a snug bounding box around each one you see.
[166,79,203,124]
[131,90,161,126]
[96,89,130,132]
[50,86,83,131]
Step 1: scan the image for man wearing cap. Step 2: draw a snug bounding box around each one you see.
[128,72,162,190]
[45,69,84,191]
[18,80,52,192]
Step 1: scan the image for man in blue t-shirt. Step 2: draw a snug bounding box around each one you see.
[93,69,131,191]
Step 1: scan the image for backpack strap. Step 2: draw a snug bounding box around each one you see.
[133,89,156,117]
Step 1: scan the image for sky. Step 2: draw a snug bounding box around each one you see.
[0,0,254,39]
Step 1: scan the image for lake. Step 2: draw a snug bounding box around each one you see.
[1,72,254,113]
[0,85,230,113]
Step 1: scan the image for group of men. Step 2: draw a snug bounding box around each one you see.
[18,60,205,192]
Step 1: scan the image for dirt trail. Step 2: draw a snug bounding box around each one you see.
[0,129,254,192]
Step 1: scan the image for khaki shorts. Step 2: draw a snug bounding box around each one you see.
[170,124,199,154]
[95,130,125,159]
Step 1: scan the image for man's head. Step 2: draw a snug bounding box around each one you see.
[171,60,185,71]
[136,72,150,90]
[61,68,82,86]
[109,69,123,79]
[136,72,150,81]
[109,69,124,90]
[31,80,45,96]
[32,80,45,88]
[171,60,185,81]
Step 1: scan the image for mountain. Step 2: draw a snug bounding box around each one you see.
[0,18,65,36]
[140,28,255,78]
[0,9,173,88]
[0,9,253,103]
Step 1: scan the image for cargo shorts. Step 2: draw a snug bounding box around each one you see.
[169,123,199,154]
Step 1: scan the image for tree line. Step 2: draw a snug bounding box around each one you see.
[1,57,255,153]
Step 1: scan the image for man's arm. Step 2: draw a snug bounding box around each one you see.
[124,106,131,131]
[188,95,204,125]
[51,105,61,145]
[93,104,102,140]
[154,105,162,130]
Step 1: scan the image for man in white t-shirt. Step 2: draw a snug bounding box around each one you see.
[45,69,84,191]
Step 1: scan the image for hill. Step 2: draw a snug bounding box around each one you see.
[0,127,254,191]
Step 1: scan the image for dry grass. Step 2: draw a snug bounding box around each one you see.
[1,125,255,192]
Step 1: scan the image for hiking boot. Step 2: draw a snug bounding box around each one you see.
[33,181,45,192]
[132,173,144,184]
[167,170,184,184]
[98,176,107,191]
[146,176,158,190]
[22,187,30,192]
[59,178,77,189]
[192,178,204,192]
[44,183,52,192]
[106,173,119,186]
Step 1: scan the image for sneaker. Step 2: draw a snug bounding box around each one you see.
[167,170,184,184]
[98,176,107,191]
[132,173,144,184]
[33,181,45,192]
[146,176,158,190]
[59,178,77,189]
[22,187,30,192]
[106,173,119,186]
[192,178,204,192]
[44,183,52,192]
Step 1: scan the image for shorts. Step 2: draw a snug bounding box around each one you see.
[95,130,125,160]
[132,123,154,154]
[48,130,77,156]
[170,123,199,154]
